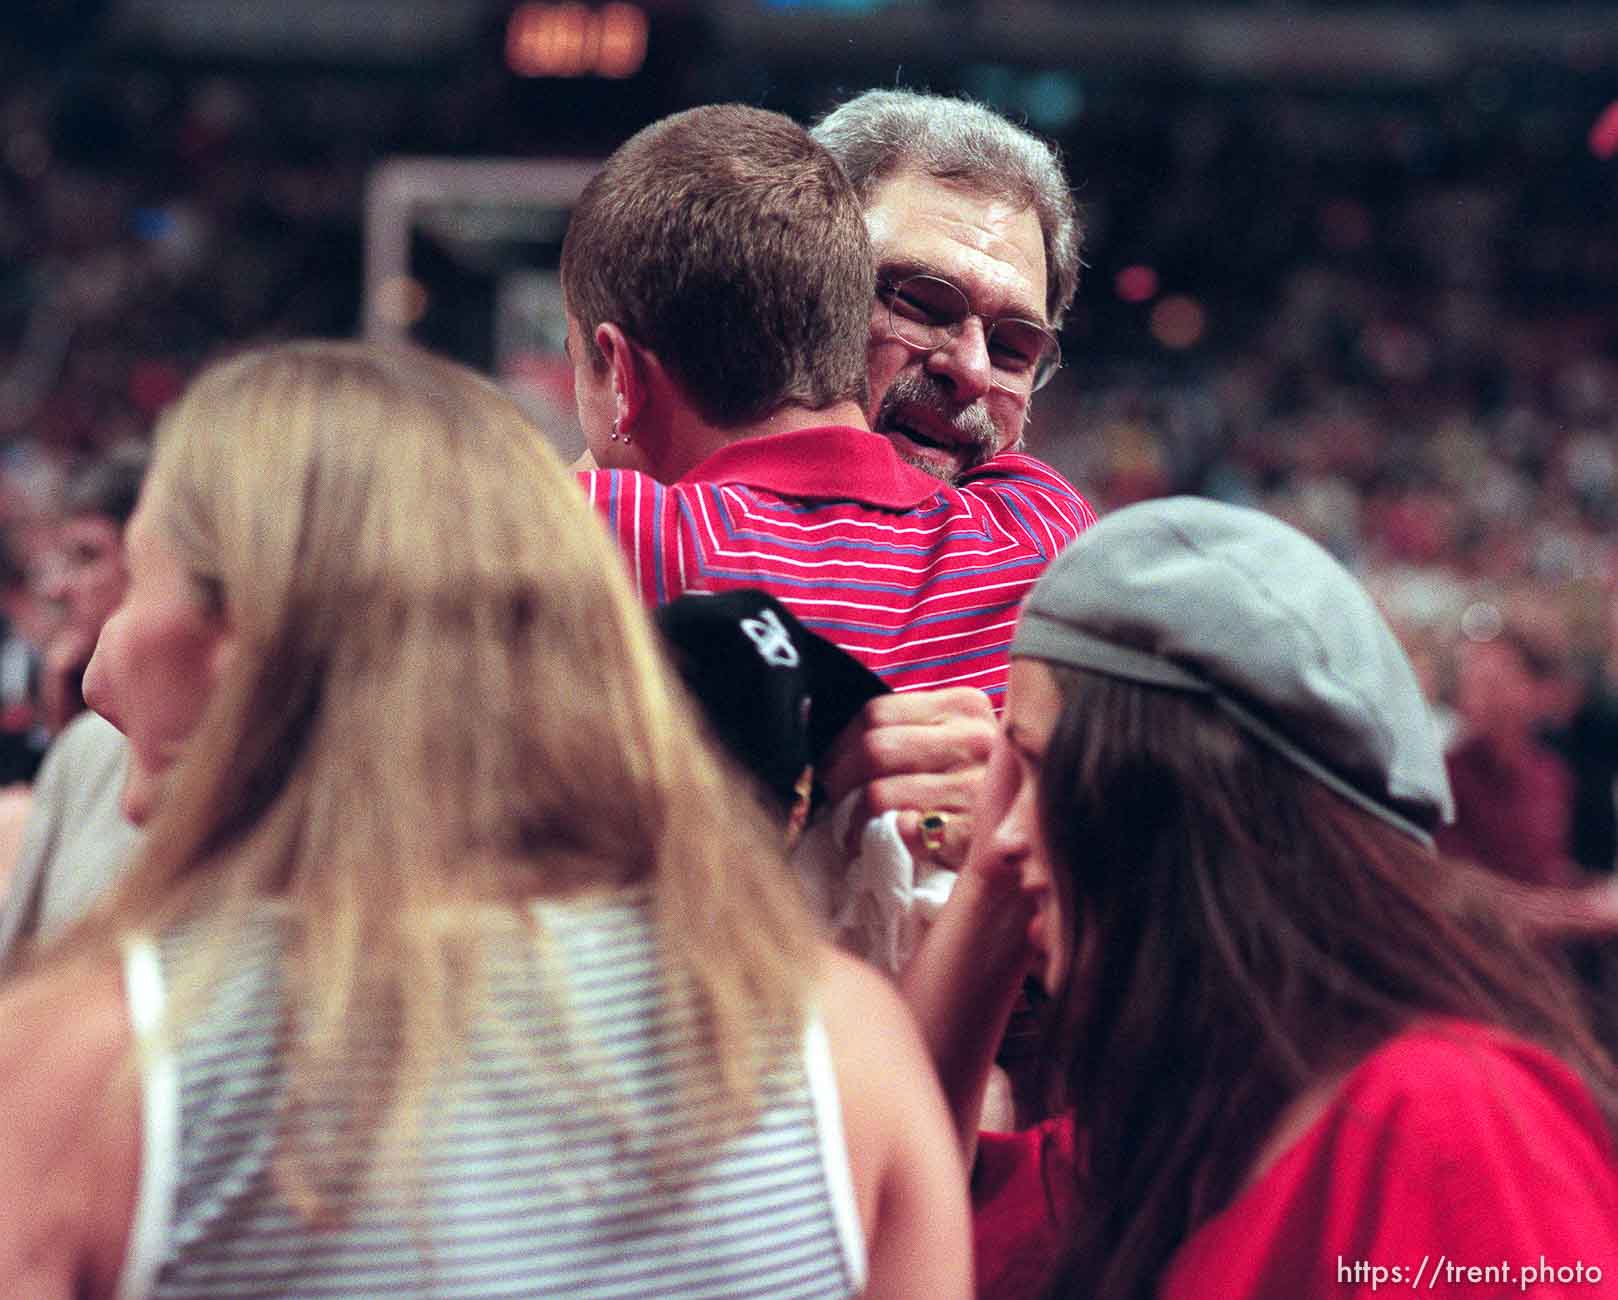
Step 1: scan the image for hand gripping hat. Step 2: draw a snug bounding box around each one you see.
[1011,497,1454,845]
[656,589,889,831]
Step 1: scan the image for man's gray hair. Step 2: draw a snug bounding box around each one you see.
[812,89,1082,328]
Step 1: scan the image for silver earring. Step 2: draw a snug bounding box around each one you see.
[610,415,630,445]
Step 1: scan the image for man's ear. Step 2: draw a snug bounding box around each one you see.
[594,322,648,435]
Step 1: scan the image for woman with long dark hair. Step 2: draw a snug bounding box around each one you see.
[904,496,1618,1299]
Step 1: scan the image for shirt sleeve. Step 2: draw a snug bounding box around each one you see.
[1382,1039,1618,1297]
[955,453,1099,558]
[0,727,75,973]
[575,469,690,607]
[1161,1029,1618,1299]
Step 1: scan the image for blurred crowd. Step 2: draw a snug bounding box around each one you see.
[1039,83,1618,884]
[0,41,1615,1292]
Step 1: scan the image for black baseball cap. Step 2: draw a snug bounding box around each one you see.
[656,589,890,821]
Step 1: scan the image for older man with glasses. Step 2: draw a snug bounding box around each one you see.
[807,91,1093,1138]
[813,89,1080,485]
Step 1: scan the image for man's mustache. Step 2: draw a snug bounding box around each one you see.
[873,371,1000,472]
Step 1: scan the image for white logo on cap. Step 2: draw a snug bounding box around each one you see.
[741,608,800,668]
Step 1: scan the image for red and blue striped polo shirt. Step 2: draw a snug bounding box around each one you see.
[578,425,1096,706]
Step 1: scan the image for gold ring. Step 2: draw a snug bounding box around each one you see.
[919,810,949,857]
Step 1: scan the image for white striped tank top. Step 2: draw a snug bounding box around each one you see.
[114,893,866,1299]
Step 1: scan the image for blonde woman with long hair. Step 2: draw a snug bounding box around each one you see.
[0,341,969,1299]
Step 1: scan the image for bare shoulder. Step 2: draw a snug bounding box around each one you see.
[817,944,951,1105]
[818,945,918,1043]
[815,945,926,1181]
[0,955,138,1299]
[815,945,964,1300]
[814,945,973,1300]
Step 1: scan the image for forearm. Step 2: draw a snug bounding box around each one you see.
[1507,873,1618,939]
[898,869,1034,1164]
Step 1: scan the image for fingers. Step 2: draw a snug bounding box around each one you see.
[820,687,997,864]
[858,686,997,729]
[821,687,995,804]
[896,806,974,870]
[847,771,982,864]
[862,771,982,821]
[860,720,991,781]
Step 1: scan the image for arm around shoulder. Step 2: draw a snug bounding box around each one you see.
[960,451,1097,514]
[817,947,973,1300]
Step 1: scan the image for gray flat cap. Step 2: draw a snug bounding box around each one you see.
[1011,496,1453,844]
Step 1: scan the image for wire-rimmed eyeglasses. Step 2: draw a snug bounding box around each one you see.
[875,273,1062,394]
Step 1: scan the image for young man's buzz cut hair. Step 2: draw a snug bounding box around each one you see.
[561,104,873,429]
